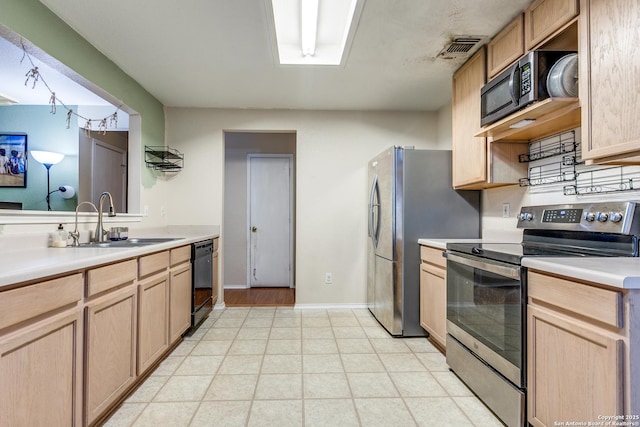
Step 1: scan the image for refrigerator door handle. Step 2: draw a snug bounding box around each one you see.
[369,175,381,247]
[368,175,376,239]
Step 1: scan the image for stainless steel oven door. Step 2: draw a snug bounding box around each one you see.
[446,252,524,387]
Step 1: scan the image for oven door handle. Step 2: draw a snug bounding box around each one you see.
[445,252,521,279]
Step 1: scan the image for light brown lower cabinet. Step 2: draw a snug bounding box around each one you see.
[0,274,84,427]
[527,270,627,426]
[169,262,192,343]
[137,272,170,375]
[169,245,192,344]
[84,284,137,425]
[419,245,447,349]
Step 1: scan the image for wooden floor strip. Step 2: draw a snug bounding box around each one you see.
[224,287,295,307]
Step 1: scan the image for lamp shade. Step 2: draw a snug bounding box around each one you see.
[31,150,64,166]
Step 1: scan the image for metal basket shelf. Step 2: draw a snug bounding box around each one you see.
[520,155,578,187]
[564,166,640,196]
[519,130,577,163]
[145,146,184,171]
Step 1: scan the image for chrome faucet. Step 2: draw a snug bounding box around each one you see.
[95,192,116,243]
[69,201,98,246]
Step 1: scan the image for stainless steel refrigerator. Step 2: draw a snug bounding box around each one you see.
[367,147,480,336]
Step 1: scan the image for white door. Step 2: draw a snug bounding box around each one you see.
[92,140,127,212]
[248,154,293,287]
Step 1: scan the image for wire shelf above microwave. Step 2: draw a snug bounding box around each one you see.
[145,146,184,171]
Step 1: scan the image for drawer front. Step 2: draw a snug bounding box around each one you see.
[0,273,83,331]
[139,251,170,278]
[420,245,446,269]
[528,270,622,328]
[87,259,137,297]
[170,245,191,267]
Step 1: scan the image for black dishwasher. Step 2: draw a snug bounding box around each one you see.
[191,240,213,331]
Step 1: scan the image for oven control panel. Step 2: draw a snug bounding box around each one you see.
[541,208,582,223]
[517,202,640,234]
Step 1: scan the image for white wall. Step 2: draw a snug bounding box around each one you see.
[164,108,440,306]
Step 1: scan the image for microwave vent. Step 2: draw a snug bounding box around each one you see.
[438,36,486,59]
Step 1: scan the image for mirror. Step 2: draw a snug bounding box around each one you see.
[0,32,130,213]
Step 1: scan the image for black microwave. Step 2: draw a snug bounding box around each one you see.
[480,50,572,127]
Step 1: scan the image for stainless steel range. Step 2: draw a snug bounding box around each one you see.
[445,201,640,427]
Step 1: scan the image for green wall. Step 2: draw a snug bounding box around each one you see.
[0,105,78,211]
[0,0,164,189]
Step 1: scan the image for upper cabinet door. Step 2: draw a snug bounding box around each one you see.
[580,0,640,162]
[452,47,487,188]
[487,14,524,79]
[524,0,579,51]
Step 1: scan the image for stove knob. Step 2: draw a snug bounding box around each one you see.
[518,212,533,221]
[596,212,609,222]
[584,212,596,222]
[609,212,623,223]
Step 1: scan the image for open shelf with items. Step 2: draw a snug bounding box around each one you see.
[145,146,184,171]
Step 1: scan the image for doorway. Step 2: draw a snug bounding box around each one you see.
[223,132,296,306]
[78,130,128,212]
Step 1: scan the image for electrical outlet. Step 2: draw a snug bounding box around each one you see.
[160,206,166,217]
[143,205,149,216]
[324,272,333,284]
[502,203,510,218]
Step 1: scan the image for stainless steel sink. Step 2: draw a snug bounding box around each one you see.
[76,237,184,248]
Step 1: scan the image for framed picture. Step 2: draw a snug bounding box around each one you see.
[0,133,27,188]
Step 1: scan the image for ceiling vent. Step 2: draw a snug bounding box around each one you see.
[437,36,486,60]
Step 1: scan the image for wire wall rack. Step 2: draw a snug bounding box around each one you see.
[519,131,579,187]
[144,146,184,171]
[520,155,578,187]
[519,130,577,163]
[563,166,640,196]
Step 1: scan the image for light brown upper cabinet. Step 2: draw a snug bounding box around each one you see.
[452,47,527,189]
[580,0,640,164]
[524,0,579,51]
[452,48,487,188]
[487,14,524,79]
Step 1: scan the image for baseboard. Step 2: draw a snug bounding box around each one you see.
[213,302,226,310]
[293,303,369,310]
[224,284,249,289]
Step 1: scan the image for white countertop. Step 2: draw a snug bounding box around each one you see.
[0,225,219,290]
[523,257,640,290]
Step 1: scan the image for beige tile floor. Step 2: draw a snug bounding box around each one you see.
[104,307,503,427]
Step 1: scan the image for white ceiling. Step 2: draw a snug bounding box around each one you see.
[32,0,530,112]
